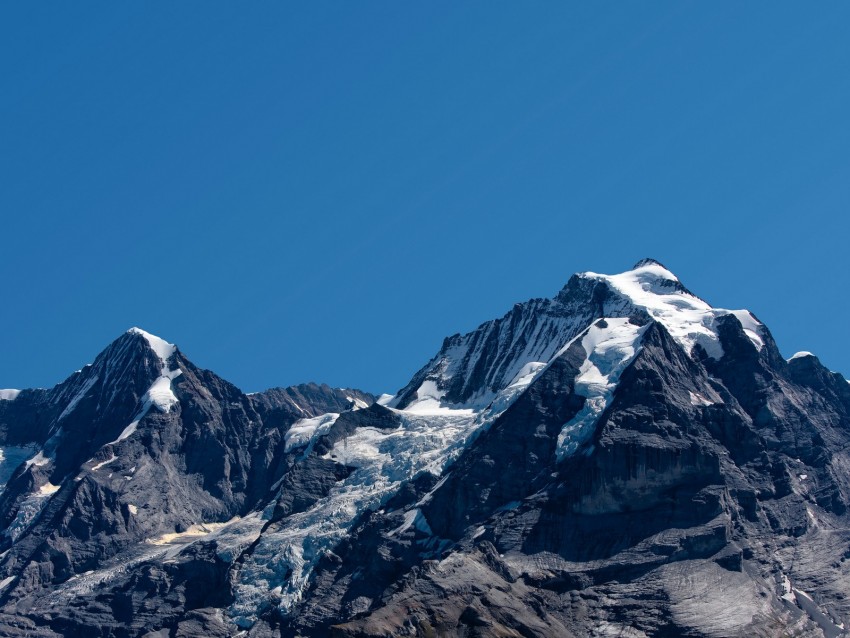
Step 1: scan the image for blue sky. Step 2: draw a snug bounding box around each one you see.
[2,3,849,394]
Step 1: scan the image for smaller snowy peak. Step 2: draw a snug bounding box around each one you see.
[789,351,815,361]
[96,327,184,444]
[0,389,21,401]
[127,327,176,363]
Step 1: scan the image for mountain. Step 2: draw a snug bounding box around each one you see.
[1,260,849,637]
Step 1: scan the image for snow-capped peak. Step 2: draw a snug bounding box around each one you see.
[93,327,183,441]
[582,262,764,359]
[0,389,21,401]
[127,327,176,364]
[127,328,181,414]
[394,260,767,416]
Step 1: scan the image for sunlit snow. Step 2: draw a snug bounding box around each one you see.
[789,351,814,361]
[583,262,764,360]
[128,327,177,362]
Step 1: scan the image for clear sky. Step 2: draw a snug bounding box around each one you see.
[2,3,849,395]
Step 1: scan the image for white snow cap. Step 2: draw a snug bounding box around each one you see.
[0,390,21,401]
[582,259,765,359]
[127,327,176,363]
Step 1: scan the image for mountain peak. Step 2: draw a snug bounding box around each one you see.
[395,260,769,412]
[581,262,765,359]
[631,257,670,271]
[126,327,177,364]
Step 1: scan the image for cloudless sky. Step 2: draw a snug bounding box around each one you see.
[2,3,850,394]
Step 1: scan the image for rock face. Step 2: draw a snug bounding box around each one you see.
[1,261,850,637]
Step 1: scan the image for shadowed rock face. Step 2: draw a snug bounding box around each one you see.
[1,262,850,638]
[392,273,612,410]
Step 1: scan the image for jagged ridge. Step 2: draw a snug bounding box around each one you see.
[0,261,849,638]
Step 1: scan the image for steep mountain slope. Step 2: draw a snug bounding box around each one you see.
[1,260,849,638]
[0,329,374,636]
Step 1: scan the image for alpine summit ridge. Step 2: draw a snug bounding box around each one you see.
[0,260,848,637]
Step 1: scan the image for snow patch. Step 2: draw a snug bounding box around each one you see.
[506,362,547,391]
[128,504,138,515]
[24,450,50,470]
[792,587,845,638]
[346,395,370,410]
[112,420,140,445]
[557,319,648,459]
[781,574,795,602]
[389,508,432,537]
[0,389,20,401]
[91,455,117,472]
[284,413,339,453]
[144,371,181,412]
[789,351,815,361]
[728,309,764,350]
[131,328,181,414]
[689,391,714,407]
[403,380,474,415]
[415,473,451,507]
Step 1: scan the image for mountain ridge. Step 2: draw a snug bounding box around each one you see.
[0,260,849,637]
